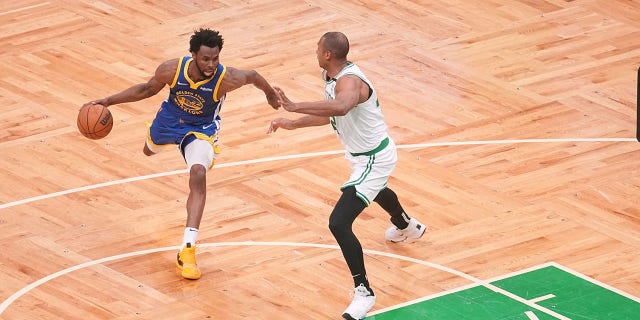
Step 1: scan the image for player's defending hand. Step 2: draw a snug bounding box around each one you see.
[274,87,296,112]
[267,118,296,134]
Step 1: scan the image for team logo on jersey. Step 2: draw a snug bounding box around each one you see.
[174,90,205,115]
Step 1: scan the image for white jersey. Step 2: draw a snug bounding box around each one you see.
[324,62,388,155]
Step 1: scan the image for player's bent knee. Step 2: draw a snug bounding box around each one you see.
[188,164,207,190]
[189,164,207,178]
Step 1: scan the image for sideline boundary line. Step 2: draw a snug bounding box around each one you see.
[0,138,634,210]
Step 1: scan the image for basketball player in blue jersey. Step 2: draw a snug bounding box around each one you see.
[82,28,279,280]
[268,32,425,319]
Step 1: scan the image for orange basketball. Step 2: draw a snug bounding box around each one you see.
[77,103,113,140]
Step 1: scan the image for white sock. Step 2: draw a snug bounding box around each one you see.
[181,227,199,248]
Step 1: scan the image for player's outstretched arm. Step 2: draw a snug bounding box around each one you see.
[83,59,176,108]
[273,76,361,117]
[222,67,279,109]
[267,115,329,134]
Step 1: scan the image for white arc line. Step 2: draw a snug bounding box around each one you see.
[0,138,635,210]
[1,241,572,320]
[1,138,636,316]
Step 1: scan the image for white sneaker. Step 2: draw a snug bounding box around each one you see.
[385,217,426,242]
[342,284,376,320]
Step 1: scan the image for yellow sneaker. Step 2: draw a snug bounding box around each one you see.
[176,243,201,280]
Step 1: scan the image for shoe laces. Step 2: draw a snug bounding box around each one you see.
[179,243,197,264]
[353,284,372,298]
[392,226,405,236]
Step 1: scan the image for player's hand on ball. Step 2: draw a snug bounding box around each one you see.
[81,99,108,110]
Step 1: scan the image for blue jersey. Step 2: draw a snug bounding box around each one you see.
[149,56,227,147]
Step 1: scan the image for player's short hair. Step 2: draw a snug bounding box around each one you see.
[321,31,349,59]
[190,28,224,53]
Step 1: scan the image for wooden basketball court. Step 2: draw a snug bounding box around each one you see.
[1,1,639,319]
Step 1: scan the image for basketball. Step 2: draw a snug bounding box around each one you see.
[77,103,113,140]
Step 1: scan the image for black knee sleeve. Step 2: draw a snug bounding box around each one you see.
[329,186,367,238]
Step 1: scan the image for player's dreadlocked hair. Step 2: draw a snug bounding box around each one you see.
[190,28,224,53]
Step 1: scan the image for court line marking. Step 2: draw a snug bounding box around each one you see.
[525,311,541,320]
[0,242,573,319]
[0,137,637,316]
[368,261,640,317]
[550,262,640,304]
[0,137,635,210]
[367,260,572,319]
[482,261,640,304]
[530,294,556,303]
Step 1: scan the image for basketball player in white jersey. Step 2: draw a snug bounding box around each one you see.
[267,32,426,320]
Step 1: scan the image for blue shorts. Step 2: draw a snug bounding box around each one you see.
[147,106,220,153]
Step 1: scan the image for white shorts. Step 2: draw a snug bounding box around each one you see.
[341,138,397,206]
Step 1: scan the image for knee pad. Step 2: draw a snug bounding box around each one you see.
[329,186,366,233]
[184,138,216,170]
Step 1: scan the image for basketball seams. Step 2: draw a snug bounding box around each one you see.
[89,105,98,139]
[90,104,101,138]
[77,106,89,135]
[81,105,92,138]
[94,107,113,139]
[77,104,113,139]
